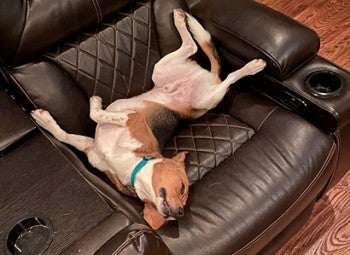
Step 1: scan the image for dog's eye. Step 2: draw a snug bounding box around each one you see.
[159,187,167,199]
[180,182,185,195]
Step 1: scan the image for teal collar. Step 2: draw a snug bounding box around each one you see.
[131,156,154,187]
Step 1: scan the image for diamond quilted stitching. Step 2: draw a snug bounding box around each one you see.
[45,2,160,105]
[163,114,255,186]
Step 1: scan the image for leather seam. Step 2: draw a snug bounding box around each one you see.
[90,0,102,22]
[234,141,336,254]
[256,106,279,131]
[328,131,341,186]
[113,230,153,255]
[13,1,29,63]
[94,0,103,22]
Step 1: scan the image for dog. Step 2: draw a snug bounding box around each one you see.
[31,9,266,229]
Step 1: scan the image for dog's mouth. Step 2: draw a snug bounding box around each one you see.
[160,199,171,218]
[160,199,184,219]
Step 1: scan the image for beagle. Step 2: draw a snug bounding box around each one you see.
[32,9,266,229]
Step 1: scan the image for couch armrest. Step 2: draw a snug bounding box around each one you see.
[188,0,320,79]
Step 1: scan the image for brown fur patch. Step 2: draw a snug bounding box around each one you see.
[202,41,221,84]
[143,202,167,230]
[105,170,136,197]
[171,103,207,119]
[126,111,162,158]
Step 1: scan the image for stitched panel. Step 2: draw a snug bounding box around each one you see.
[45,1,160,106]
[163,113,255,186]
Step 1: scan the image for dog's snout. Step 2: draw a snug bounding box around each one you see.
[173,207,184,218]
[177,207,184,217]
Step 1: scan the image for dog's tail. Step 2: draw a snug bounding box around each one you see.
[186,13,221,79]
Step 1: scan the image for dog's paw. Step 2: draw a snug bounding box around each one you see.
[90,95,102,104]
[244,59,267,75]
[31,109,56,131]
[173,9,186,28]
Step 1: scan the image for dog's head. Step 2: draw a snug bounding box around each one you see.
[151,152,189,219]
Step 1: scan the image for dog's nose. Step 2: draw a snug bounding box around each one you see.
[173,207,184,218]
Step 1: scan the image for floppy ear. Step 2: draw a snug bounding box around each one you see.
[143,202,167,230]
[172,151,188,164]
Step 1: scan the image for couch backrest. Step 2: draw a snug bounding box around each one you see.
[0,0,135,65]
[3,0,189,136]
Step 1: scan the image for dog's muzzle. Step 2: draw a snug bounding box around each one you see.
[162,200,184,219]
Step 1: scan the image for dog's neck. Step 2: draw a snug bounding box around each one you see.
[132,157,163,202]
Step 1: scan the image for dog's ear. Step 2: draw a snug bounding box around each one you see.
[143,202,167,230]
[172,151,188,164]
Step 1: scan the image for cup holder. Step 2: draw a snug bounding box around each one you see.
[305,71,343,98]
[6,217,53,255]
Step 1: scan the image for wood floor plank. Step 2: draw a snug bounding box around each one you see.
[255,0,350,254]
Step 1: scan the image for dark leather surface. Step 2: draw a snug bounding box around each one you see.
[45,1,161,107]
[0,88,36,155]
[62,212,131,254]
[0,0,26,65]
[158,95,335,255]
[9,61,95,136]
[0,134,113,254]
[188,0,320,79]
[0,0,133,65]
[154,0,189,56]
[95,223,171,255]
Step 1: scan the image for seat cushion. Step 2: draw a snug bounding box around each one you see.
[158,94,335,255]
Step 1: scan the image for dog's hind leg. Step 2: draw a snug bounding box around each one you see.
[89,96,134,126]
[31,109,94,152]
[186,13,221,82]
[152,9,199,87]
[153,9,197,71]
[192,59,266,110]
[170,9,198,59]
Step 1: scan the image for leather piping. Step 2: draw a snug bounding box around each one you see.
[256,106,279,131]
[90,0,102,22]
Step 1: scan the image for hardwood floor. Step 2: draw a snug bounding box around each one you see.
[255,0,350,254]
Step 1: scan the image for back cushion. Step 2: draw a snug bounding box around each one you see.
[7,0,189,136]
[0,0,133,65]
[45,1,161,106]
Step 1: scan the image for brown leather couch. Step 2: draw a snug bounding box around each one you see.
[1,0,349,254]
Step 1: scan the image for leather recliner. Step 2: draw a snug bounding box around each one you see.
[1,0,349,254]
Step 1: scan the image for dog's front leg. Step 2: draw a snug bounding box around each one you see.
[31,109,94,152]
[89,96,134,126]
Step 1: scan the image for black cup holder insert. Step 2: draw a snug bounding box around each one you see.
[6,217,53,255]
[305,71,343,98]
